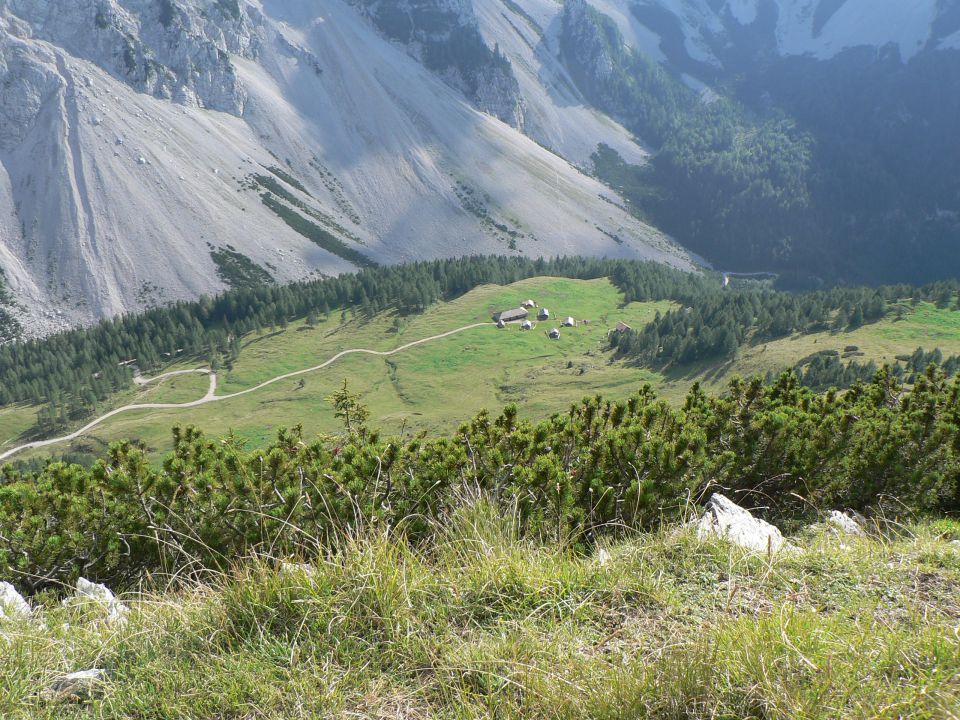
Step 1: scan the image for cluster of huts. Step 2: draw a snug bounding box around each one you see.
[492,299,577,339]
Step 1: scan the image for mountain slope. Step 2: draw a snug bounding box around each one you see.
[610,0,960,73]
[534,0,960,286]
[0,0,692,335]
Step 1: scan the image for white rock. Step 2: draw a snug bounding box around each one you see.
[68,578,128,624]
[137,156,147,165]
[43,669,106,700]
[696,493,787,553]
[826,510,865,536]
[0,582,31,620]
[279,561,316,577]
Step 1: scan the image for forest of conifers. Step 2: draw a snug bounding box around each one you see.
[3,255,960,422]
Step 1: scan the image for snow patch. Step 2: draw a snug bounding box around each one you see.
[939,28,960,50]
[777,0,941,61]
[725,0,759,26]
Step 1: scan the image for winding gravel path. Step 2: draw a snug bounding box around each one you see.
[0,323,492,462]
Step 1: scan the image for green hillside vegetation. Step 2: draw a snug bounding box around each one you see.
[4,362,960,586]
[4,269,960,717]
[5,254,956,416]
[0,277,672,461]
[3,367,960,716]
[0,269,19,343]
[568,1,960,285]
[4,263,960,463]
[210,246,275,290]
[2,504,957,719]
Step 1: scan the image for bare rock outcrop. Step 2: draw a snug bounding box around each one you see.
[65,577,129,624]
[696,493,788,553]
[826,509,866,536]
[0,581,31,620]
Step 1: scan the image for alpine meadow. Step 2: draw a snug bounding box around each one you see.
[1,1,959,718]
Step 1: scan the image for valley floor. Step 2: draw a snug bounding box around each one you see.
[2,504,958,718]
[5,276,960,465]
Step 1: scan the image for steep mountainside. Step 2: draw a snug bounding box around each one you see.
[2,0,956,334]
[593,0,960,74]
[0,0,690,335]
[541,0,960,286]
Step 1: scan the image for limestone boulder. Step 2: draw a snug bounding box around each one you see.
[0,581,31,621]
[696,493,788,553]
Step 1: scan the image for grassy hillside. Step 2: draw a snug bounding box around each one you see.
[3,502,958,719]
[4,275,960,464]
[685,300,960,389]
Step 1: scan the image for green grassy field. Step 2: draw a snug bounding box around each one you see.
[1,278,670,460]
[3,503,958,719]
[4,278,960,464]
[698,300,960,392]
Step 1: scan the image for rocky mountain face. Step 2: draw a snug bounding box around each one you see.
[352,0,524,127]
[6,0,255,113]
[557,0,631,115]
[547,0,960,285]
[2,0,954,335]
[0,0,691,335]
[587,0,960,76]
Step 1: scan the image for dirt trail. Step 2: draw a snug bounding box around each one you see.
[0,323,491,462]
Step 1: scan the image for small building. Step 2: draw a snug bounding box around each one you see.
[493,307,529,323]
[537,308,550,321]
[614,321,632,333]
[562,316,576,327]
[548,328,561,339]
[521,299,537,309]
[521,320,533,330]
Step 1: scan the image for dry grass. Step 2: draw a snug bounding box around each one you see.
[2,501,958,719]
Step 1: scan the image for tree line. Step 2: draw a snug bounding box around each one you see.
[4,253,958,424]
[0,256,702,410]
[611,280,959,368]
[788,346,960,393]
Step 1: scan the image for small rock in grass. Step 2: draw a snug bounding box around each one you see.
[826,510,865,536]
[0,582,31,621]
[280,561,316,578]
[42,669,106,701]
[67,578,128,625]
[696,493,788,553]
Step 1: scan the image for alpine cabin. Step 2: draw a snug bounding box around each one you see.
[493,308,529,323]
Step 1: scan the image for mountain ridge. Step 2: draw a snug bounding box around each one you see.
[0,0,689,336]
